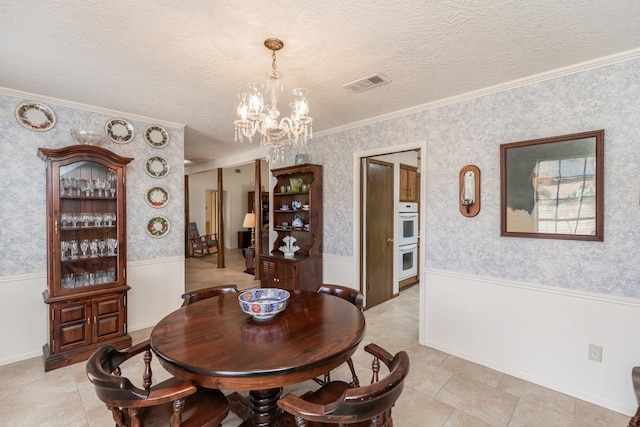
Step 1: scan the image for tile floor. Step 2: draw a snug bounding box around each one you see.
[0,251,631,426]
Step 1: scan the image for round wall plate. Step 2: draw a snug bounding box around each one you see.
[15,101,56,131]
[146,186,170,208]
[145,156,169,178]
[144,125,169,148]
[146,215,170,238]
[105,118,135,143]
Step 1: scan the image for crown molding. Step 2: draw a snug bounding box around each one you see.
[314,47,640,139]
[0,86,185,129]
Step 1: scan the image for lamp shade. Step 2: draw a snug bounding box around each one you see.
[243,213,256,228]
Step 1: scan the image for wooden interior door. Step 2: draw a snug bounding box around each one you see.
[364,159,394,308]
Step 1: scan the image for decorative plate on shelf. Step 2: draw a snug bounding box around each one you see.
[145,186,170,208]
[15,101,56,131]
[105,118,135,143]
[146,215,170,238]
[144,125,169,148]
[145,156,169,178]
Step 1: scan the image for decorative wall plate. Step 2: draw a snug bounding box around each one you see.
[145,186,170,208]
[145,156,169,178]
[105,118,135,143]
[144,125,169,148]
[146,215,170,238]
[15,101,56,131]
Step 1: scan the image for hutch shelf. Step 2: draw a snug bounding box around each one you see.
[38,145,133,371]
[260,163,322,291]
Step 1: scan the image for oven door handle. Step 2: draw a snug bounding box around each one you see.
[398,244,418,252]
[398,213,418,218]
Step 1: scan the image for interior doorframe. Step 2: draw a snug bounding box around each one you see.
[352,140,427,343]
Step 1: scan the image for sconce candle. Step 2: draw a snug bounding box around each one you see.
[462,170,475,204]
[459,165,481,217]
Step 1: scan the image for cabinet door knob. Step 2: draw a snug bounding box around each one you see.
[387,238,394,243]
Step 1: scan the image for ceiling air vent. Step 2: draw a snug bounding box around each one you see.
[343,73,390,93]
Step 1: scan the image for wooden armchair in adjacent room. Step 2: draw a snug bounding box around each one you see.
[86,340,229,427]
[181,284,238,307]
[189,222,218,256]
[278,343,409,427]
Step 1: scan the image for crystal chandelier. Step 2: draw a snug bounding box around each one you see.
[234,38,313,163]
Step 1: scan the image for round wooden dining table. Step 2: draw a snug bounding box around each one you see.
[150,289,366,427]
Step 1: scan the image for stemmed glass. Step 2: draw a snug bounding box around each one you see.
[80,239,89,258]
[94,213,103,227]
[80,213,90,227]
[70,240,78,259]
[107,170,117,197]
[72,178,82,196]
[60,241,69,260]
[90,239,99,258]
[98,240,106,257]
[104,213,116,226]
[107,238,117,256]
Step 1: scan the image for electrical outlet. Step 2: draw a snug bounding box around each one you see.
[588,344,603,362]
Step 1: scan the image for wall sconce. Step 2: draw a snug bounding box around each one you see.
[242,212,256,248]
[459,165,480,217]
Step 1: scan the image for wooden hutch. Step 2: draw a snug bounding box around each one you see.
[260,163,322,291]
[38,145,132,371]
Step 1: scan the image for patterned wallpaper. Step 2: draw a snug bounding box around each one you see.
[0,94,185,276]
[296,59,640,298]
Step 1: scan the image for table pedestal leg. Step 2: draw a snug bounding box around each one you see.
[249,388,282,427]
[232,388,289,427]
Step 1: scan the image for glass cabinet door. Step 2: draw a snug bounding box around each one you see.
[57,161,121,294]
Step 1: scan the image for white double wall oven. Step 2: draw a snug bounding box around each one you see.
[397,202,419,280]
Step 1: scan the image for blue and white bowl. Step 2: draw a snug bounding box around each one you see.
[238,288,290,321]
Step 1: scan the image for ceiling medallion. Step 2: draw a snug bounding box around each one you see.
[234,38,313,163]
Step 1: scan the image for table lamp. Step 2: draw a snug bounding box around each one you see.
[243,212,256,248]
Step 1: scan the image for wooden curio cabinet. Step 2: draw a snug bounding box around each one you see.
[38,145,133,371]
[260,164,322,291]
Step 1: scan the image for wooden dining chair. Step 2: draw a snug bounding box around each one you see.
[278,343,409,427]
[181,284,238,307]
[629,366,640,426]
[86,339,229,427]
[316,284,364,387]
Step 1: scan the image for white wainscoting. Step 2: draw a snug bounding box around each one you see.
[0,256,185,367]
[0,272,48,365]
[322,253,356,288]
[127,256,185,331]
[423,269,640,416]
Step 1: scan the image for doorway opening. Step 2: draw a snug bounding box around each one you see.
[356,144,424,310]
[206,190,219,237]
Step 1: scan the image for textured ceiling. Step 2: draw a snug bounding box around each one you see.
[2,1,640,163]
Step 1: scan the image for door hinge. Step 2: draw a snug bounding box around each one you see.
[54,219,58,234]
